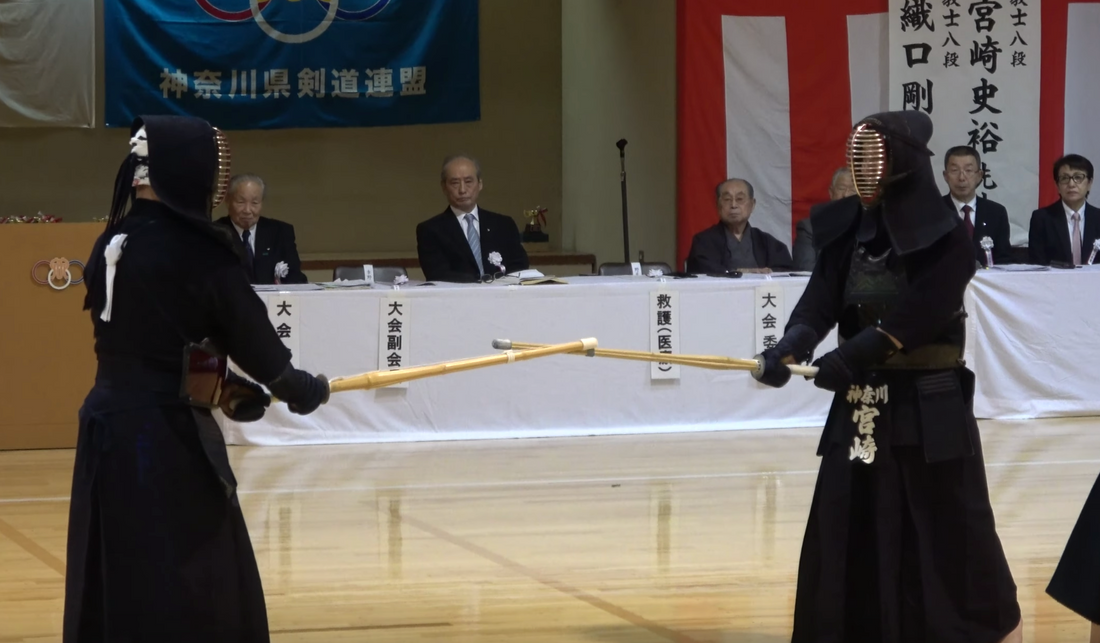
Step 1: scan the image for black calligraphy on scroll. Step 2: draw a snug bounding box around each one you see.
[893,0,1036,225]
[903,79,935,113]
[968,0,1003,33]
[969,35,1002,73]
[967,120,1003,154]
[905,43,933,67]
[901,0,936,31]
[980,162,998,191]
[970,78,1001,114]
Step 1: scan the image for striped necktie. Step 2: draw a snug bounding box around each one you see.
[465,213,484,275]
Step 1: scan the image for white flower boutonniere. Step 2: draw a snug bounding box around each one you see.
[488,251,505,273]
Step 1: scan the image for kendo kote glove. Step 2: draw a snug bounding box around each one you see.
[811,327,898,393]
[218,371,271,423]
[752,324,818,388]
[266,364,330,415]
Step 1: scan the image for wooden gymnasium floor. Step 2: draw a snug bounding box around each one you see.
[2,418,1099,642]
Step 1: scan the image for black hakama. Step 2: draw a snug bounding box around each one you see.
[786,222,1021,642]
[1047,473,1100,624]
[64,200,293,642]
[791,370,1020,643]
[64,390,269,642]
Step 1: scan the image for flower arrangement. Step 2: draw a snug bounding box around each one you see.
[1,213,62,224]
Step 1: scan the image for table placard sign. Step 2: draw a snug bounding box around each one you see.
[378,295,410,388]
[650,288,680,380]
[267,294,300,368]
[754,286,785,356]
[631,262,642,276]
[362,264,375,283]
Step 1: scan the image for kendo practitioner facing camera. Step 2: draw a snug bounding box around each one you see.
[753,111,1022,643]
[64,115,329,643]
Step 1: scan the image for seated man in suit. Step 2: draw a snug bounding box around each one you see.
[793,166,856,271]
[215,174,307,284]
[686,178,793,274]
[416,155,529,282]
[941,145,1012,266]
[1029,154,1100,266]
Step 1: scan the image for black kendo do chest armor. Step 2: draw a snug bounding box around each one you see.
[839,244,964,370]
[843,244,905,331]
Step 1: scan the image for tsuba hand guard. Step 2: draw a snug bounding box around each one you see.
[181,339,228,408]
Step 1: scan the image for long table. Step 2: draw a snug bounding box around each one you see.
[964,267,1100,419]
[218,268,1100,446]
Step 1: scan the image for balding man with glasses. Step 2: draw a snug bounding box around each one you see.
[1029,154,1100,266]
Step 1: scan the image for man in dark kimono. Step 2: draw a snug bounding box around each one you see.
[753,111,1022,643]
[64,115,330,643]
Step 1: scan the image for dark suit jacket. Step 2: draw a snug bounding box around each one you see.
[415,207,529,282]
[941,194,1013,266]
[686,223,793,273]
[792,213,817,272]
[1028,200,1100,266]
[215,216,307,285]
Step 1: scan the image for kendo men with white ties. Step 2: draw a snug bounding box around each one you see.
[753,111,1022,643]
[64,115,329,643]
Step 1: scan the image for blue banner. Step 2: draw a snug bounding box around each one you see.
[104,0,479,130]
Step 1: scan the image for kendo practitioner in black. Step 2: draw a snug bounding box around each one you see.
[64,115,330,643]
[753,111,1022,643]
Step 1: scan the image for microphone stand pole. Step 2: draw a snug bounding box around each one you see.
[617,139,630,263]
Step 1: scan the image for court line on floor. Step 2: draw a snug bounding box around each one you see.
[4,457,1099,505]
[399,512,702,643]
[0,470,812,505]
[0,517,66,575]
[271,622,452,634]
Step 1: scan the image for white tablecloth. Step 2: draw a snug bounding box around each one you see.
[222,275,838,445]
[965,266,1100,419]
[220,269,1100,445]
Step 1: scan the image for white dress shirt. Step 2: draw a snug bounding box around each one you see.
[451,205,480,236]
[231,219,258,254]
[1063,200,1086,234]
[950,195,977,221]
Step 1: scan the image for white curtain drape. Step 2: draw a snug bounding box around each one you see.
[0,0,95,127]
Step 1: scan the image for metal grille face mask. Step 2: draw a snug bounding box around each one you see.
[213,127,231,208]
[847,122,889,206]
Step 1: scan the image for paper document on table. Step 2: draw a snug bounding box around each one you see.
[318,279,373,288]
[493,275,567,286]
[253,283,324,291]
[988,265,1051,272]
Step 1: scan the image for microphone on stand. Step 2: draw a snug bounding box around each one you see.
[617,139,630,263]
